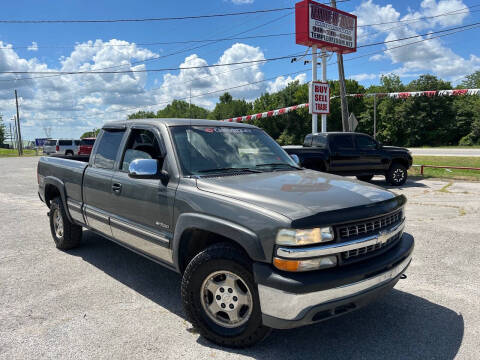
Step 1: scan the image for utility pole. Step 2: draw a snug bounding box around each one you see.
[311,45,318,134]
[15,90,23,155]
[330,0,350,132]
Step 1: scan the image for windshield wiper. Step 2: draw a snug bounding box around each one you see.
[255,163,302,170]
[197,167,262,174]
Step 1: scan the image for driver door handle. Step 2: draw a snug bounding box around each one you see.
[112,183,122,194]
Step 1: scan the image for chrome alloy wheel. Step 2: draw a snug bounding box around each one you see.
[200,271,253,328]
[53,208,64,238]
[393,168,405,183]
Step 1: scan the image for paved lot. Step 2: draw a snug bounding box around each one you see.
[408,148,480,157]
[1,156,479,359]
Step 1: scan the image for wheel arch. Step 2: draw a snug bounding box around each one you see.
[43,177,73,223]
[172,213,265,273]
[390,158,409,169]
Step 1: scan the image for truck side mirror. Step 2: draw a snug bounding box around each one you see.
[128,159,159,179]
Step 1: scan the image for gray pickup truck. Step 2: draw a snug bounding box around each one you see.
[37,118,414,348]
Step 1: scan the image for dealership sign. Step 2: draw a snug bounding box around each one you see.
[295,0,357,54]
[309,81,330,114]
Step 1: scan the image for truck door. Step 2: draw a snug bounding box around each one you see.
[328,134,360,173]
[109,127,174,264]
[355,134,383,171]
[83,128,126,237]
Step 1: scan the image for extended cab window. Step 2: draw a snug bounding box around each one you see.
[312,135,327,148]
[93,130,125,169]
[356,135,377,150]
[121,129,163,172]
[331,135,354,150]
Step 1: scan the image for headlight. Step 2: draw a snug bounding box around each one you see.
[276,227,334,246]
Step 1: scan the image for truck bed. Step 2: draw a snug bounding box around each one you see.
[37,156,88,206]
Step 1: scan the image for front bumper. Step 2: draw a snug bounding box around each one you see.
[254,233,414,329]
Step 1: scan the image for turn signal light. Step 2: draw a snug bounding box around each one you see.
[273,256,337,272]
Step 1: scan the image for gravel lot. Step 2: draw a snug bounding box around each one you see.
[1,156,479,359]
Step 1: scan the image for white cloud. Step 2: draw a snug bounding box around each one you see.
[27,42,38,51]
[0,41,269,139]
[354,0,479,82]
[266,73,307,93]
[350,73,377,82]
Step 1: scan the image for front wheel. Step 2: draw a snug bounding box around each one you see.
[181,243,271,348]
[386,163,408,186]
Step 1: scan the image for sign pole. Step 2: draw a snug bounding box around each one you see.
[311,45,318,134]
[373,93,377,139]
[321,49,327,133]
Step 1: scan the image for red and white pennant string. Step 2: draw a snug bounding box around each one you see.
[222,88,480,123]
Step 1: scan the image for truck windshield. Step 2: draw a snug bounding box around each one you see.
[170,126,299,176]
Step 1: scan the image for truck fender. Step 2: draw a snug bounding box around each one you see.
[171,213,266,272]
[43,176,74,223]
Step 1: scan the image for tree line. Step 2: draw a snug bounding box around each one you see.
[124,70,480,147]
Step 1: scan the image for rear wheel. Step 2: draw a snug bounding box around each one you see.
[181,243,271,348]
[356,175,374,182]
[49,197,82,250]
[65,150,73,156]
[386,163,408,186]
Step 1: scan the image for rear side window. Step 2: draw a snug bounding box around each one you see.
[312,135,327,148]
[58,140,72,146]
[81,139,96,146]
[93,130,125,169]
[355,135,377,150]
[331,135,354,150]
[74,140,81,146]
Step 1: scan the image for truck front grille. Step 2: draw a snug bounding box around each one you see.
[342,231,403,260]
[337,210,402,240]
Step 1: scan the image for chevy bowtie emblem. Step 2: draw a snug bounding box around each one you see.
[377,230,391,245]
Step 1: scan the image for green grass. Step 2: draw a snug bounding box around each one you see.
[0,148,40,157]
[410,156,480,181]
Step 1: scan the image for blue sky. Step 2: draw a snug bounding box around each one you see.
[0,0,479,140]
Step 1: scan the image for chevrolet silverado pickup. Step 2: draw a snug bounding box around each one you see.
[37,119,414,348]
[284,132,413,185]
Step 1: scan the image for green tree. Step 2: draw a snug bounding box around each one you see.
[0,115,5,144]
[209,92,253,120]
[460,71,480,88]
[128,100,210,120]
[80,128,100,138]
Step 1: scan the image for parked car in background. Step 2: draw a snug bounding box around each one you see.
[52,139,81,156]
[37,119,414,347]
[42,139,58,155]
[78,138,96,156]
[284,132,413,186]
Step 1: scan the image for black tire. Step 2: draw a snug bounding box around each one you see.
[356,175,374,182]
[386,163,408,186]
[49,197,82,250]
[65,151,73,156]
[181,243,271,348]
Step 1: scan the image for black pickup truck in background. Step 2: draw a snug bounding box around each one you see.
[284,132,413,186]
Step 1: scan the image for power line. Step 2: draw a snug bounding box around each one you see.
[3,21,479,75]
[0,1,350,24]
[36,21,480,121]
[2,4,477,51]
[0,9,294,83]
[0,7,294,24]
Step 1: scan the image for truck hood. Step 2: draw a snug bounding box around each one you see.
[196,170,396,220]
[381,145,409,152]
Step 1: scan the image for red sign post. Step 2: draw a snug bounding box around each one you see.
[295,0,357,133]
